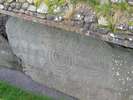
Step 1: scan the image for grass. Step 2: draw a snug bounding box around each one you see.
[0,81,53,100]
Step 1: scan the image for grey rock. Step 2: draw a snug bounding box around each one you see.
[13,9,19,13]
[24,10,30,15]
[0,15,9,39]
[3,2,10,10]
[89,23,97,31]
[96,27,109,34]
[110,0,126,3]
[16,0,26,3]
[0,0,4,4]
[16,0,27,3]
[22,2,29,10]
[6,17,123,100]
[19,9,25,13]
[4,6,8,10]
[82,23,91,32]
[10,2,16,9]
[27,5,36,12]
[46,15,55,20]
[8,7,12,11]
[128,26,133,31]
[128,0,133,5]
[15,2,21,10]
[74,20,84,27]
[27,0,34,4]
[73,13,84,21]
[116,24,128,31]
[28,11,34,16]
[0,35,20,69]
[54,16,63,22]
[84,15,96,23]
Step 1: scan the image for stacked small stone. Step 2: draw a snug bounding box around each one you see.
[0,0,48,18]
[0,0,97,33]
[1,0,133,34]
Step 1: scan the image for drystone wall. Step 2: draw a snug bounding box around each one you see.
[1,0,133,34]
[1,0,133,49]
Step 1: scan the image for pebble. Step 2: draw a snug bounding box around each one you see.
[10,2,16,9]
[74,13,84,21]
[8,7,12,11]
[3,2,10,10]
[15,2,21,10]
[46,15,55,20]
[129,26,133,31]
[19,9,25,13]
[0,0,4,4]
[0,4,4,9]
[27,5,36,12]
[22,2,29,10]
[84,15,96,23]
[116,24,128,31]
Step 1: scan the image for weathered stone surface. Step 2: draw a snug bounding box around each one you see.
[0,15,9,39]
[0,34,20,69]
[21,2,29,10]
[7,17,133,100]
[27,5,36,12]
[0,68,77,100]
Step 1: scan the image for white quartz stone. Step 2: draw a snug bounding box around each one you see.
[37,2,48,14]
[98,16,108,26]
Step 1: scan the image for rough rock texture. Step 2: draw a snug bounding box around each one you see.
[0,15,20,69]
[6,17,133,100]
[0,68,77,100]
[0,34,20,69]
[0,15,9,39]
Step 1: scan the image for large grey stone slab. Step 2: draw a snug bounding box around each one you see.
[6,17,133,100]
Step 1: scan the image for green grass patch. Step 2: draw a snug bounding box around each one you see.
[0,81,53,100]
